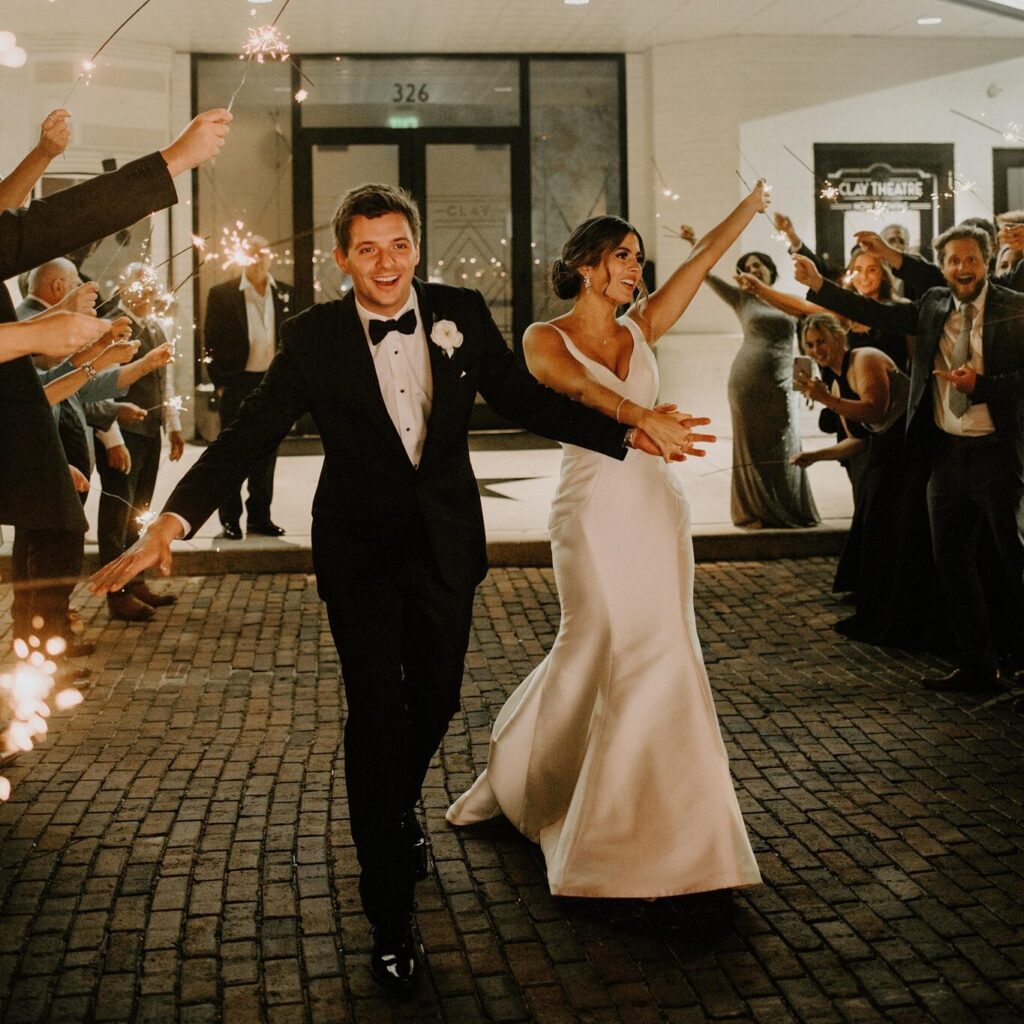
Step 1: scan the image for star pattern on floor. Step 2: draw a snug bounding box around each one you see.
[476,477,534,500]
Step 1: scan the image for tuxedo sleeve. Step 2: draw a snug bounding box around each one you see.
[469,290,628,459]
[162,327,309,537]
[894,252,944,295]
[0,153,177,283]
[809,278,920,336]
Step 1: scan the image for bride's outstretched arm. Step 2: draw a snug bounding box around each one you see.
[631,181,768,342]
[523,322,715,461]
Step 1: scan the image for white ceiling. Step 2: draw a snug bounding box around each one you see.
[5,0,1024,55]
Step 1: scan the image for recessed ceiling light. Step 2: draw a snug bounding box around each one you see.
[247,0,273,5]
[564,0,590,6]
[917,16,943,24]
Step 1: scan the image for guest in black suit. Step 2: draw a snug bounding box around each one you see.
[0,109,231,651]
[794,225,1024,692]
[203,237,290,538]
[90,183,704,990]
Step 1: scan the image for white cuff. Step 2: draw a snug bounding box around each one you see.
[166,512,191,537]
[96,422,125,449]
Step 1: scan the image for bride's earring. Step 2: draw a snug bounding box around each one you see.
[583,273,592,293]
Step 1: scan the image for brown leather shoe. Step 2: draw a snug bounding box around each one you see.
[107,592,155,622]
[130,581,177,608]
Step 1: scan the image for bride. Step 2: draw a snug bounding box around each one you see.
[446,183,768,898]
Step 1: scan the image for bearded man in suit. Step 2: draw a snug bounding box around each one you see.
[90,183,707,990]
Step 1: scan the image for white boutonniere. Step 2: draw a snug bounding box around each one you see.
[430,319,463,359]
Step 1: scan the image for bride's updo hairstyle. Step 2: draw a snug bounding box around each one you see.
[551,216,647,310]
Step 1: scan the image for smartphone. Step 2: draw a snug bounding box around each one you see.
[792,356,813,391]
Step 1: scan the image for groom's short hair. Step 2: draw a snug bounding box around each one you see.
[333,184,421,253]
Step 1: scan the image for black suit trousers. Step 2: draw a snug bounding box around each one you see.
[10,528,83,643]
[96,433,162,581]
[319,518,475,925]
[217,373,277,527]
[927,432,1024,675]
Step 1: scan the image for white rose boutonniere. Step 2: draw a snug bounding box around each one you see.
[430,319,464,359]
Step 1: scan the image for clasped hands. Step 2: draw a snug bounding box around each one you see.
[635,403,716,462]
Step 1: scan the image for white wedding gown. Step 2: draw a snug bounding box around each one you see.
[447,316,761,898]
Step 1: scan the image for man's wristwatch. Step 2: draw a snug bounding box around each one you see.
[623,427,635,450]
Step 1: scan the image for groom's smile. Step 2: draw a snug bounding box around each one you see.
[334,211,420,317]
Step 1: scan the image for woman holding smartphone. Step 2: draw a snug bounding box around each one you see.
[790,313,942,648]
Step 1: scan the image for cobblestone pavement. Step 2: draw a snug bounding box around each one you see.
[1,560,1022,1024]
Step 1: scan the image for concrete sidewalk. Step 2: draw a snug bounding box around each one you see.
[1,432,854,577]
[1,560,1022,1022]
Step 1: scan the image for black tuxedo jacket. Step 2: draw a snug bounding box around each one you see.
[165,279,628,593]
[203,276,290,387]
[811,277,1024,480]
[0,153,178,531]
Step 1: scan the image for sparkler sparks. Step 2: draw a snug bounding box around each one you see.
[0,636,87,798]
[219,223,259,270]
[242,24,290,63]
[134,509,158,530]
[295,88,309,103]
[819,181,839,201]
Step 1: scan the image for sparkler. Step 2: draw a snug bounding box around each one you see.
[950,108,1024,143]
[0,634,86,799]
[226,0,313,112]
[62,0,158,105]
[782,145,841,203]
[735,169,780,240]
[219,223,260,270]
[144,394,188,415]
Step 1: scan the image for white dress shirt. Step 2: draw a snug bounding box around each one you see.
[355,293,433,468]
[932,280,995,436]
[241,273,277,373]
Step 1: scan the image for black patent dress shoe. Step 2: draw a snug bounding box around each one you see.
[402,811,429,881]
[217,523,243,540]
[247,521,285,537]
[370,916,419,992]
[920,668,1001,692]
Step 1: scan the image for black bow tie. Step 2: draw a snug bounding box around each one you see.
[368,308,417,345]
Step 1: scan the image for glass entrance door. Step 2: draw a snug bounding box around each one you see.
[424,144,513,342]
[310,144,400,302]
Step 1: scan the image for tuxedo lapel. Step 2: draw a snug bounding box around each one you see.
[416,279,458,467]
[332,293,409,461]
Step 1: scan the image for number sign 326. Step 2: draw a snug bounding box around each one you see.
[393,83,430,103]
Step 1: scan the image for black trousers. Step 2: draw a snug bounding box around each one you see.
[319,525,475,926]
[10,527,83,643]
[217,373,277,528]
[96,432,162,574]
[927,432,1024,676]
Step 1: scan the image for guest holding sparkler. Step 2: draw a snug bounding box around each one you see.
[0,108,232,652]
[795,226,1024,690]
[687,227,819,529]
[96,264,182,621]
[11,323,143,655]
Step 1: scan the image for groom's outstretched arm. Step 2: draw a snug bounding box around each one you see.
[90,335,308,594]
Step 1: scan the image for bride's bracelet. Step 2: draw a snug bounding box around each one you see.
[614,397,629,423]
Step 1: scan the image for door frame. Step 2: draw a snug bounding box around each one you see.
[993,148,1024,216]
[293,125,530,345]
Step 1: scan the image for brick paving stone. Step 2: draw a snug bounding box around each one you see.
[0,562,1022,1022]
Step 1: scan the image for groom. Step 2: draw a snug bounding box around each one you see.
[90,184,702,989]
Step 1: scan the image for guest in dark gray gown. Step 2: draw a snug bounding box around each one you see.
[703,250,819,529]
